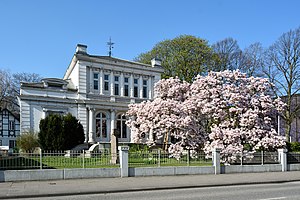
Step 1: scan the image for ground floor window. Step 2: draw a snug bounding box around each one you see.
[96,112,107,139]
[9,140,15,149]
[117,114,127,139]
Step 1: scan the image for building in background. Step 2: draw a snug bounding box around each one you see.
[0,108,20,150]
[18,44,163,148]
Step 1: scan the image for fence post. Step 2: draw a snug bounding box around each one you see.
[261,150,264,165]
[240,152,243,166]
[39,148,42,170]
[118,146,129,177]
[278,149,287,172]
[187,150,190,166]
[82,150,85,169]
[158,149,161,167]
[213,148,221,174]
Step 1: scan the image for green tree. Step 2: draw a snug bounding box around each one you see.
[16,131,39,152]
[135,35,218,82]
[39,113,84,150]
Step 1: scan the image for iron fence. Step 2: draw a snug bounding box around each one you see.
[288,152,300,164]
[129,150,212,167]
[233,151,279,165]
[0,150,119,170]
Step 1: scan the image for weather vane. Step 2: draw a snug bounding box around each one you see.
[107,37,114,57]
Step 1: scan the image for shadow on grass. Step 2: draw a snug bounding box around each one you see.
[0,156,54,170]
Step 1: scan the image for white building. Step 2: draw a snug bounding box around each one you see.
[19,44,163,148]
[0,108,20,149]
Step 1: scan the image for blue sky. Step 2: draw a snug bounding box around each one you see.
[1,0,299,78]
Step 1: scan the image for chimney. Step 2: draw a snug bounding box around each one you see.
[151,58,162,67]
[76,44,87,54]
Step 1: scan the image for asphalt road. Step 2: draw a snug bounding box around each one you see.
[12,181,300,200]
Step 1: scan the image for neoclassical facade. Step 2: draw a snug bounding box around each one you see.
[19,44,163,147]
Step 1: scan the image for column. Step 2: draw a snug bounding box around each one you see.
[100,69,104,95]
[130,74,134,98]
[110,71,114,96]
[120,73,124,96]
[148,76,152,99]
[118,146,129,177]
[213,148,221,174]
[139,75,143,98]
[88,108,95,144]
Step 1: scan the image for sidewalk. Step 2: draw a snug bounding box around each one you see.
[1,171,300,199]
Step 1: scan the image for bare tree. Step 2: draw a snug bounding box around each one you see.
[212,37,242,71]
[0,70,42,114]
[263,27,300,141]
[240,42,265,77]
[0,69,14,110]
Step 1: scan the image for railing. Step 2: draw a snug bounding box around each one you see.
[0,150,119,170]
[233,151,279,165]
[0,149,284,170]
[288,152,300,164]
[129,150,212,167]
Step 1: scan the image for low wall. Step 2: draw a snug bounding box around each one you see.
[288,164,300,171]
[0,168,120,182]
[129,166,215,177]
[1,164,299,182]
[221,164,282,174]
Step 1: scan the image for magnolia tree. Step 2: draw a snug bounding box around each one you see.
[126,77,207,158]
[190,70,286,163]
[126,70,286,163]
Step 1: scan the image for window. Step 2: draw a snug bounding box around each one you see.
[104,74,109,91]
[143,80,147,98]
[117,114,127,139]
[114,76,119,95]
[9,140,15,148]
[0,140,2,146]
[134,78,138,98]
[93,73,99,90]
[9,121,15,131]
[124,77,129,97]
[96,113,107,139]
[0,121,2,130]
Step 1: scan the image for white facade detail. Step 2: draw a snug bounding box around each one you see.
[19,44,163,146]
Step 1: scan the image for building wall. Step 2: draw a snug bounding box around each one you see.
[0,109,20,149]
[19,44,163,146]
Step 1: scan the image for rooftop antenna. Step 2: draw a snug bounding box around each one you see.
[107,37,114,57]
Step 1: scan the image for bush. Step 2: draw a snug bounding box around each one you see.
[16,131,39,152]
[287,142,300,152]
[39,113,84,150]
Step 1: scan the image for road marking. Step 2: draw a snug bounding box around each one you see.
[259,197,286,200]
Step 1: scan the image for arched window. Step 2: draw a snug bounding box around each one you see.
[117,114,127,139]
[96,112,107,139]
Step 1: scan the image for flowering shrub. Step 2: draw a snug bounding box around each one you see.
[126,70,286,163]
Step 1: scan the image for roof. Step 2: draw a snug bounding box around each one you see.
[0,108,20,121]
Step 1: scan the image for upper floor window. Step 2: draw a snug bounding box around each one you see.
[114,76,119,96]
[104,74,109,91]
[134,78,138,98]
[9,121,15,131]
[93,73,99,90]
[124,77,129,97]
[143,80,148,98]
